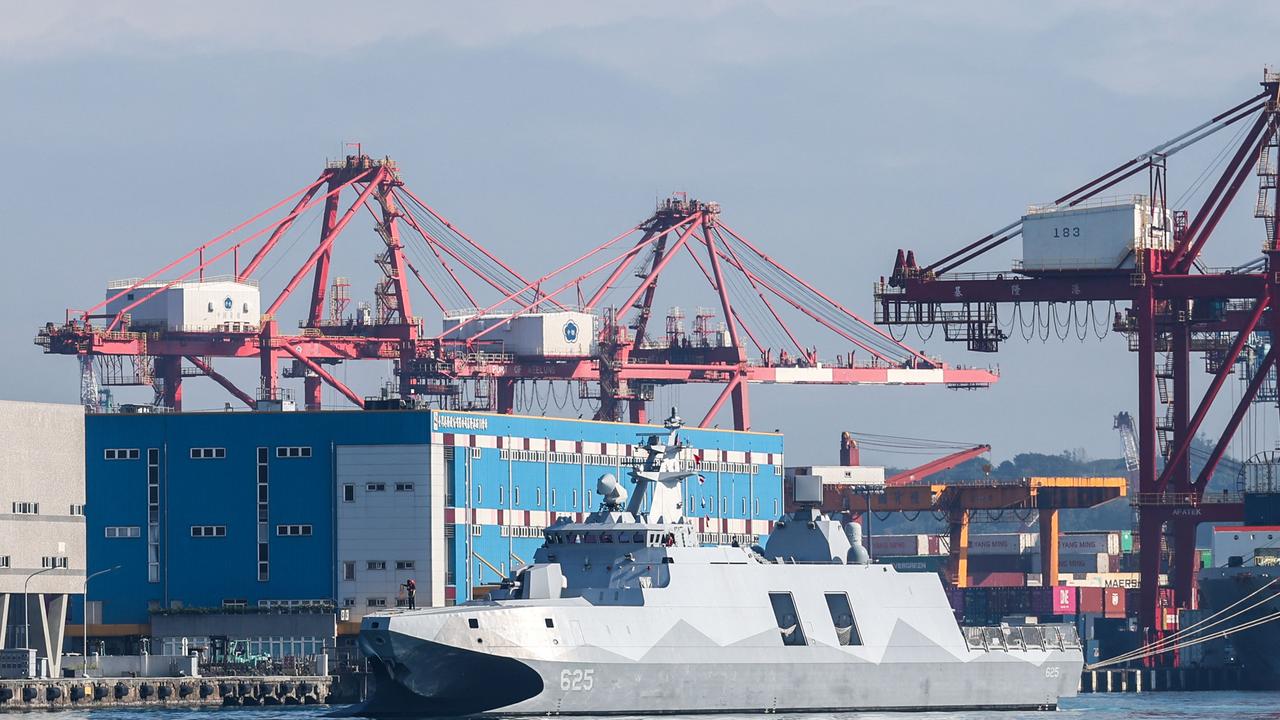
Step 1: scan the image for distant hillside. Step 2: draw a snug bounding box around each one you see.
[865,437,1240,538]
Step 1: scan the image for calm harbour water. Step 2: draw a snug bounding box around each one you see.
[20,693,1280,720]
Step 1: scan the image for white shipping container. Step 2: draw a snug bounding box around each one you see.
[788,465,886,489]
[968,532,1038,555]
[442,310,595,356]
[1020,196,1173,272]
[1059,532,1120,555]
[104,277,261,332]
[869,534,930,556]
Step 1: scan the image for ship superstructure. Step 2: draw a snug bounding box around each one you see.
[357,409,1081,715]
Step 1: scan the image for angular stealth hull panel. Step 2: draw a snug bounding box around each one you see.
[359,566,1080,716]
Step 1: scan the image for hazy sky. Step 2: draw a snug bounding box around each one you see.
[3,1,1279,467]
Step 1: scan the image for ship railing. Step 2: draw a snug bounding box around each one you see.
[964,624,1080,652]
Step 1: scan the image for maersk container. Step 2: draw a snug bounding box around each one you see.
[442,310,595,357]
[104,277,261,332]
[1019,195,1173,273]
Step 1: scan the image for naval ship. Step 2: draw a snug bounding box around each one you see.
[357,410,1082,715]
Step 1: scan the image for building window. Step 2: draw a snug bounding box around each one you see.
[343,484,355,502]
[513,486,521,505]
[191,525,227,538]
[366,482,386,492]
[367,561,387,571]
[342,597,356,607]
[470,524,482,537]
[367,598,388,608]
[103,448,140,460]
[550,489,557,506]
[148,448,161,583]
[276,446,312,459]
[256,447,269,582]
[536,487,542,507]
[475,484,482,503]
[105,526,141,539]
[342,561,356,581]
[69,504,86,516]
[0,556,9,568]
[276,524,313,537]
[396,560,415,570]
[41,556,69,569]
[395,482,414,492]
[11,502,39,514]
[572,489,578,508]
[189,447,226,459]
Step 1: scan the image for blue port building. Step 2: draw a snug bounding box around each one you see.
[80,409,784,636]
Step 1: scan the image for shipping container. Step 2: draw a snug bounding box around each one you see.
[968,554,1036,573]
[1079,587,1104,615]
[968,571,1026,588]
[968,533,1038,556]
[1059,531,1122,555]
[1059,553,1112,574]
[878,555,948,573]
[1051,586,1077,615]
[869,534,930,556]
[1199,548,1213,569]
[1105,586,1126,614]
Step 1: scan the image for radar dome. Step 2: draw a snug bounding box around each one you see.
[596,473,628,507]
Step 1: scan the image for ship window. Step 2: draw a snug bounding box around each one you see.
[768,592,807,647]
[468,618,479,629]
[824,592,862,646]
[545,618,555,628]
[585,533,598,544]
[632,531,645,543]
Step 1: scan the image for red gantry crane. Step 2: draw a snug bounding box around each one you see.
[35,158,996,429]
[873,69,1280,636]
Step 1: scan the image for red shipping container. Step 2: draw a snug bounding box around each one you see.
[1079,586,1104,614]
[1104,588,1127,618]
[1051,586,1077,615]
[968,571,1026,588]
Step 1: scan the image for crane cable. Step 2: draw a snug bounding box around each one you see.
[1087,574,1280,669]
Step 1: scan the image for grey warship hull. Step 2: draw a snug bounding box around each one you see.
[359,565,1080,716]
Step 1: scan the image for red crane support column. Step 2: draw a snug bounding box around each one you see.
[259,319,279,405]
[497,379,516,414]
[1136,277,1162,635]
[305,190,342,411]
[156,356,183,411]
[1170,309,1198,610]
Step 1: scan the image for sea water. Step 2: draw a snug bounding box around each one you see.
[20,692,1280,720]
